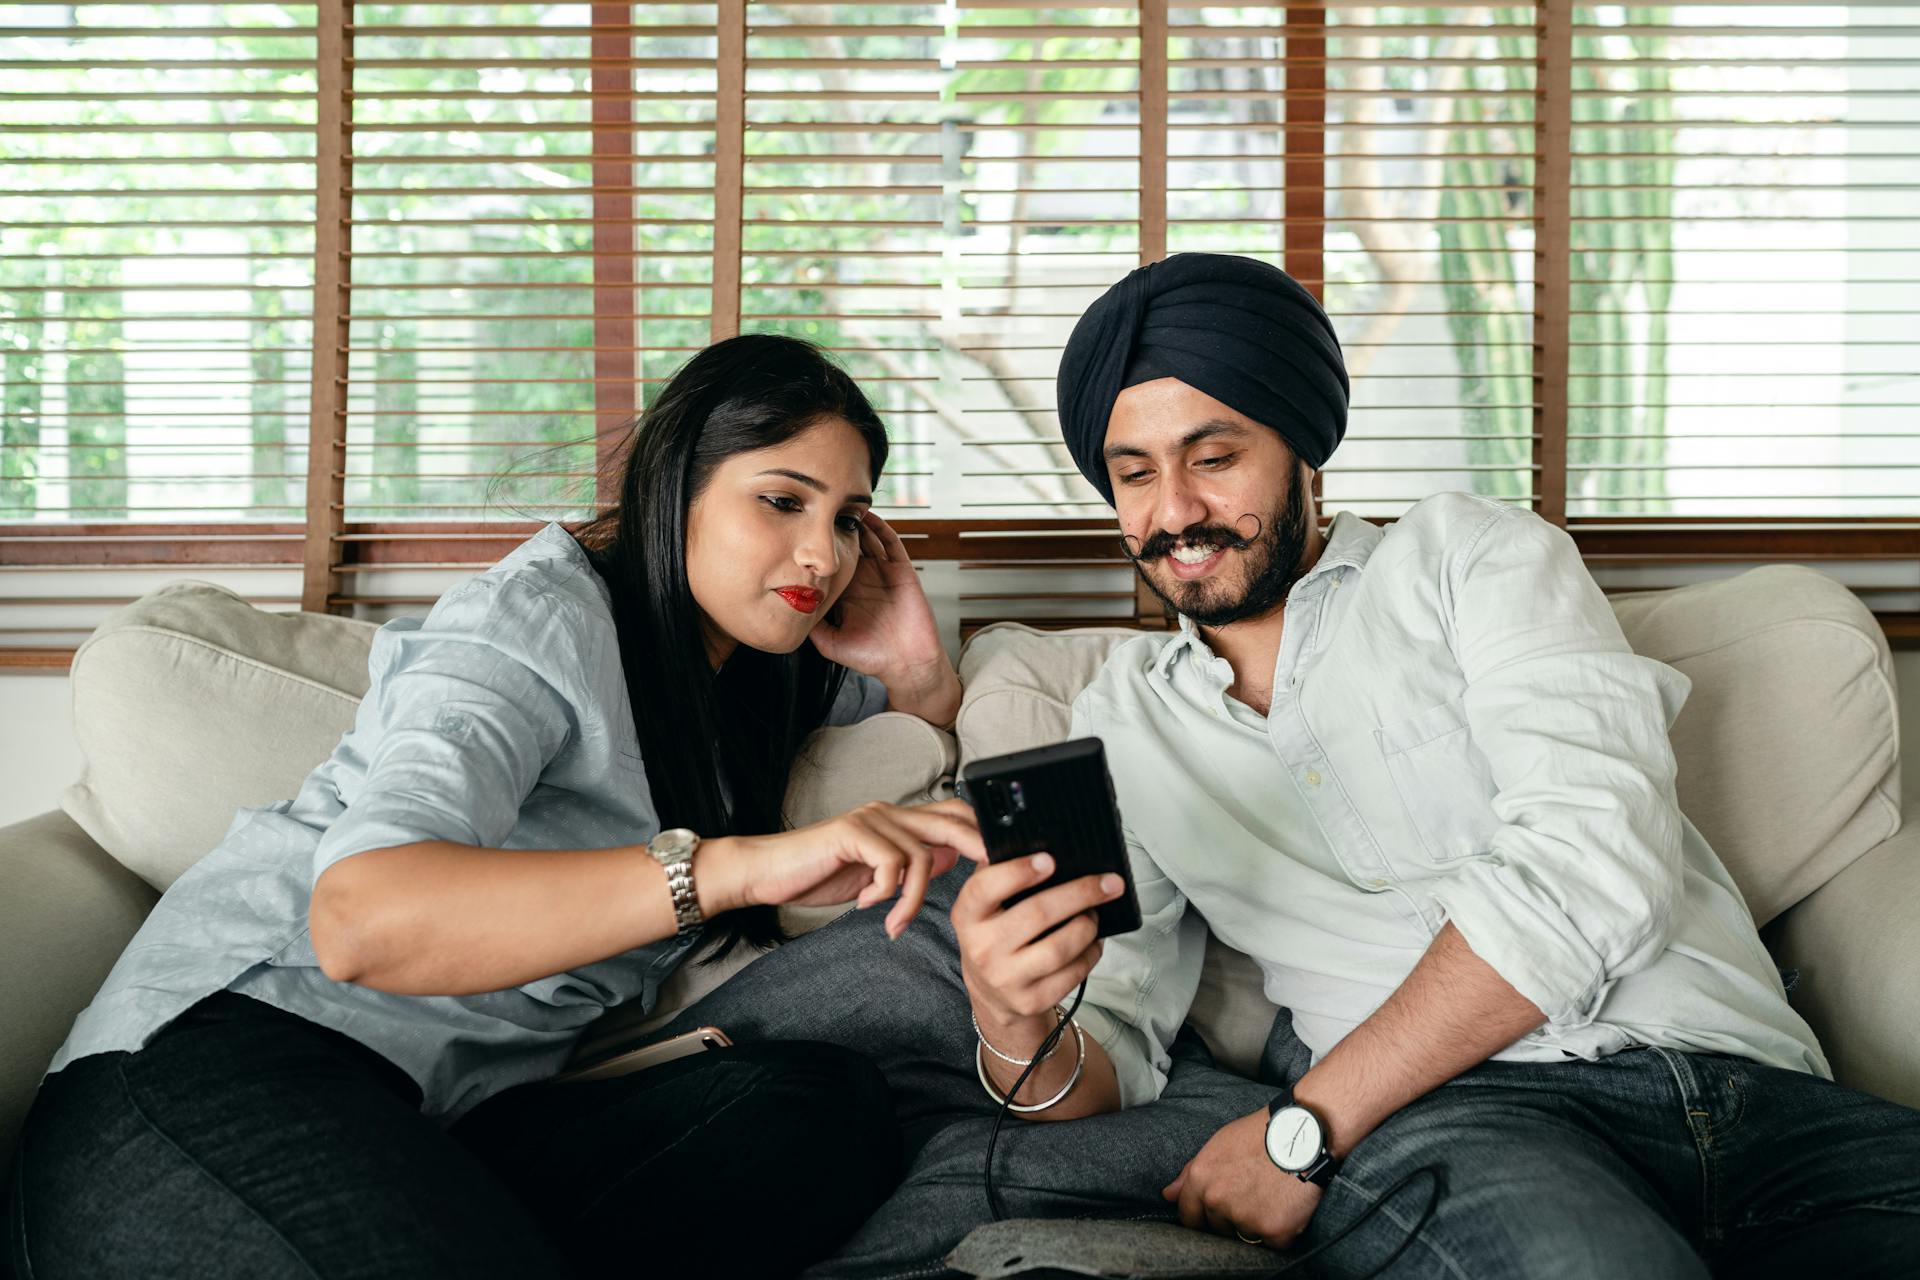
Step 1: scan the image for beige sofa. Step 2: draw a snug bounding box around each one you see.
[5,565,1919,1198]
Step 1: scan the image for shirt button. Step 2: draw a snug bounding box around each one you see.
[1304,769,1321,787]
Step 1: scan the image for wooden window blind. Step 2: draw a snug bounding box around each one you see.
[1,2,318,659]
[3,1,1918,665]
[1206,6,1542,519]
[1561,2,1920,644]
[1564,2,1919,520]
[739,1,942,514]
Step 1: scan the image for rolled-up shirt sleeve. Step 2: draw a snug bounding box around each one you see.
[1068,696,1210,1108]
[1429,505,1691,1029]
[313,578,581,883]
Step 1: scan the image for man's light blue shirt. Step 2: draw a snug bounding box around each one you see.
[1072,493,1830,1107]
[51,524,887,1122]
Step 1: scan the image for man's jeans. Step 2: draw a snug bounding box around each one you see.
[666,863,1920,1279]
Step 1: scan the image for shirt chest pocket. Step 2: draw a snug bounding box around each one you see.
[1373,698,1501,865]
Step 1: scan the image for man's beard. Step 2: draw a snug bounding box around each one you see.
[1125,466,1312,628]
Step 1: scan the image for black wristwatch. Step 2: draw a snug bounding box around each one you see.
[1264,1088,1339,1187]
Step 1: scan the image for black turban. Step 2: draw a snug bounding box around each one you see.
[1055,253,1349,505]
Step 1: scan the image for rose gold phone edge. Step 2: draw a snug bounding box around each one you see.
[551,1026,732,1084]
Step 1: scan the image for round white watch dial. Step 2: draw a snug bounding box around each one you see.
[1265,1105,1322,1172]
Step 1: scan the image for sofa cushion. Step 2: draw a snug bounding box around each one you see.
[0,810,160,1171]
[63,582,379,891]
[952,566,1901,1076]
[1610,565,1899,925]
[956,623,1141,772]
[63,581,957,896]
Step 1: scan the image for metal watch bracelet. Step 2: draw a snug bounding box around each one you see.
[648,828,705,936]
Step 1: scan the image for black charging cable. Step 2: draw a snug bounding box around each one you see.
[1253,1164,1443,1277]
[982,980,1088,1221]
[980,981,1444,1279]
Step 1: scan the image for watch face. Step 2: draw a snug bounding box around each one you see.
[652,828,697,861]
[1265,1105,1322,1173]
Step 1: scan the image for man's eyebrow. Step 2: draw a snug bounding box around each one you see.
[752,469,873,505]
[1103,419,1250,463]
[1180,420,1251,449]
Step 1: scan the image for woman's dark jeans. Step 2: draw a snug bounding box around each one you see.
[5,991,899,1279]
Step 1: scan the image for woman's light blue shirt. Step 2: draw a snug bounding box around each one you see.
[50,524,888,1122]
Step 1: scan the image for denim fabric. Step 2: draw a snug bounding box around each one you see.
[664,862,1920,1280]
[6,992,898,1279]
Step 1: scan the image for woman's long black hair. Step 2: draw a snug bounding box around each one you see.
[574,334,889,959]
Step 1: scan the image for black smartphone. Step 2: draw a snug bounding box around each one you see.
[957,736,1143,939]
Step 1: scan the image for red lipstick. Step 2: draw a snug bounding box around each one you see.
[775,586,822,614]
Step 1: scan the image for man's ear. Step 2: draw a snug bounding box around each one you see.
[1298,460,1324,530]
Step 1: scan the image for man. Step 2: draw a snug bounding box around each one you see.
[668,253,1920,1278]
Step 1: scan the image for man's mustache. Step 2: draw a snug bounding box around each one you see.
[1125,519,1263,564]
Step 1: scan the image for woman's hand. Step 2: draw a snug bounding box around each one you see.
[699,798,986,938]
[809,512,960,725]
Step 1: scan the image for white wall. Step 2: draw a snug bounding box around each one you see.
[0,674,83,827]
[8,651,1920,835]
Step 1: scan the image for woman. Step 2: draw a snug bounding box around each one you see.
[4,335,983,1279]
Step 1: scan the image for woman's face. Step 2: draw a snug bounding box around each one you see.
[685,415,875,667]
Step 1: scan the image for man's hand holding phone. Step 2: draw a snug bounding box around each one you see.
[951,854,1127,1120]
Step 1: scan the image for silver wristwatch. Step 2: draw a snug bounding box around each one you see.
[648,827,704,936]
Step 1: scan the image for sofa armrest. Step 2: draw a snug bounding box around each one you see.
[0,809,158,1170]
[1768,811,1920,1111]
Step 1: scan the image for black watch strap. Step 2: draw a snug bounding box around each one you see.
[1298,1149,1340,1188]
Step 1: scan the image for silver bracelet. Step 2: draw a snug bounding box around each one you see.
[971,1007,1062,1068]
[975,1017,1086,1114]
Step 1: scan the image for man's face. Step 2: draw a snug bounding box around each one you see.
[1103,377,1317,627]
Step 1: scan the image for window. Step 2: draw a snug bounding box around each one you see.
[4,2,1917,662]
[1566,4,1918,520]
